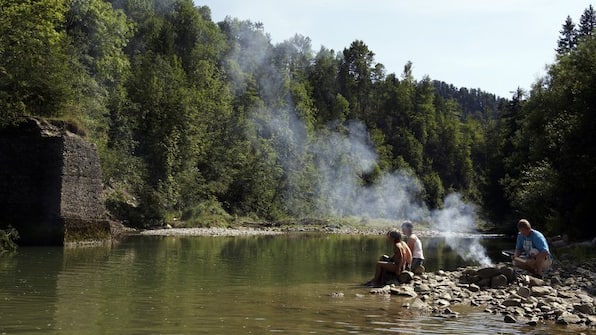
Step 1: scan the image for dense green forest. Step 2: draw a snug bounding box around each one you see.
[1,0,595,239]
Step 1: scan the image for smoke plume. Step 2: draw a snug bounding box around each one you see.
[226,23,492,266]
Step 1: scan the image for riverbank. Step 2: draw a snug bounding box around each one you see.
[364,262,595,331]
[134,223,595,331]
[134,218,491,238]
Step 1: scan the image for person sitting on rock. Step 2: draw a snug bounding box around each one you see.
[365,230,409,287]
[512,219,553,277]
[401,220,424,274]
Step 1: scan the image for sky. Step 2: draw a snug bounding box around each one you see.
[195,0,592,98]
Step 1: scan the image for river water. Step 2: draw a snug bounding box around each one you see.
[0,233,585,334]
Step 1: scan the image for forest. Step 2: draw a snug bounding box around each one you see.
[1,0,595,239]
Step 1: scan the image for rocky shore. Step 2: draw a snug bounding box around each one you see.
[139,226,285,237]
[136,221,461,237]
[366,260,596,330]
[136,225,594,330]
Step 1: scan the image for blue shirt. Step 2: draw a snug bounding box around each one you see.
[515,230,551,257]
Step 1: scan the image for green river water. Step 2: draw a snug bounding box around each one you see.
[0,233,587,334]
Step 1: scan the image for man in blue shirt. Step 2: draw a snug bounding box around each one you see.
[512,219,552,277]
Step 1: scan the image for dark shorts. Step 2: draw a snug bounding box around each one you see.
[412,258,424,269]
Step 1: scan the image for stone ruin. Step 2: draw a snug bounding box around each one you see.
[0,118,111,246]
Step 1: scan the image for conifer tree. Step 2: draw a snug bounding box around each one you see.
[556,15,577,54]
[578,5,596,40]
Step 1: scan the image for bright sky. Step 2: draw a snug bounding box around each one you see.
[195,1,592,98]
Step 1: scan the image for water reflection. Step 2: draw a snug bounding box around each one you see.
[0,234,581,334]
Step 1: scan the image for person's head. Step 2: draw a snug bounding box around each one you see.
[401,221,414,235]
[517,219,532,237]
[387,230,402,242]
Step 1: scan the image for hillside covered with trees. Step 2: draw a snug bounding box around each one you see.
[1,0,595,239]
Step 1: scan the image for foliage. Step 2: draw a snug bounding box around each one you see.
[482,5,596,238]
[0,0,73,123]
[0,226,19,253]
[179,198,233,228]
[1,1,595,239]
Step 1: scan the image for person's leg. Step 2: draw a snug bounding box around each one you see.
[545,257,553,270]
[412,258,422,269]
[513,257,535,273]
[515,256,549,277]
[530,253,553,276]
[372,262,398,285]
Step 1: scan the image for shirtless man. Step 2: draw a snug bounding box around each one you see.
[366,230,409,286]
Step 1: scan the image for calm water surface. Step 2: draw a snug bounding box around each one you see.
[0,233,586,334]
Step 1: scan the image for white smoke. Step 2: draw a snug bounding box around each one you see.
[224,23,492,266]
[431,194,492,266]
[257,114,493,266]
[310,121,428,220]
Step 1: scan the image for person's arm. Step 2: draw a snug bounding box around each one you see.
[402,242,412,270]
[513,233,523,259]
[407,235,415,253]
[393,245,404,274]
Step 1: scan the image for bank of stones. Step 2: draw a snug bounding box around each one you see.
[367,263,596,329]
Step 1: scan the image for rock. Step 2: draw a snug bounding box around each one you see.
[436,299,450,307]
[369,285,391,294]
[468,284,480,292]
[539,305,552,313]
[502,298,523,307]
[574,303,595,315]
[408,298,432,313]
[462,268,478,276]
[330,292,344,298]
[550,276,563,286]
[504,315,517,323]
[529,277,545,286]
[491,274,508,288]
[461,274,480,284]
[576,293,594,304]
[556,311,583,325]
[443,307,458,316]
[398,271,414,283]
[557,290,575,299]
[439,292,452,301]
[478,267,502,279]
[390,286,417,298]
[517,286,531,298]
[531,286,554,297]
[478,278,491,288]
[499,267,515,283]
[414,283,431,293]
[413,265,426,275]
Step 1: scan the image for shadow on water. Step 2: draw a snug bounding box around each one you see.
[0,233,585,335]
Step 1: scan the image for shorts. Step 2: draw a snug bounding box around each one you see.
[513,255,553,271]
[412,258,424,269]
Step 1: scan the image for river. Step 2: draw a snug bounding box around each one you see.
[0,233,584,334]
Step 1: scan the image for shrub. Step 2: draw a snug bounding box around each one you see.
[0,226,19,253]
